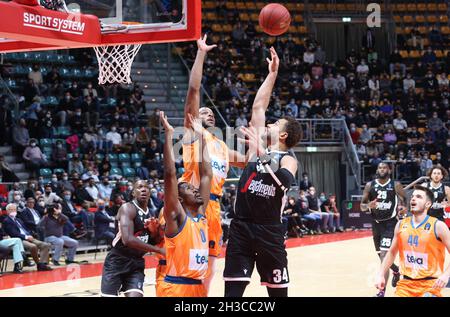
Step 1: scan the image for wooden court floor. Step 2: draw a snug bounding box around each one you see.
[0,231,449,297]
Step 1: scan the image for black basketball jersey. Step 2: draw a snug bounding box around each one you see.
[112,201,152,258]
[234,150,294,225]
[426,183,446,220]
[368,179,398,222]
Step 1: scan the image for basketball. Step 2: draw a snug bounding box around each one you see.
[259,3,291,36]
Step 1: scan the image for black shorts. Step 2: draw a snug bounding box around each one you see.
[224,219,289,288]
[100,249,145,296]
[372,217,398,252]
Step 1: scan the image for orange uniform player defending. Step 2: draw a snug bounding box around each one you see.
[157,112,212,297]
[180,34,246,294]
[376,185,450,297]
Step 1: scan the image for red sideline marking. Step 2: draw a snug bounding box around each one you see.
[0,231,371,290]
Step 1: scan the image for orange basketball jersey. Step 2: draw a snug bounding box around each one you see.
[397,215,445,279]
[180,129,229,196]
[164,214,209,281]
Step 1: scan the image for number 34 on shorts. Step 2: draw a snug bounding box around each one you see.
[273,268,289,283]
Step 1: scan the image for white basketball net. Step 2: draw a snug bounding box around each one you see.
[93,44,142,85]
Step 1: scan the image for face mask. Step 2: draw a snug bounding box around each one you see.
[14,195,21,201]
[98,205,105,211]
[52,178,58,182]
[9,212,17,218]
[128,185,133,191]
[31,143,36,147]
[111,127,117,132]
[151,193,157,198]
[320,196,326,201]
[351,128,356,132]
[57,144,62,149]
[76,112,81,116]
[30,184,36,189]
[38,201,45,207]
[63,176,68,181]
[64,195,71,201]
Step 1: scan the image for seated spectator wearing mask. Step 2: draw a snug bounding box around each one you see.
[0,223,26,273]
[60,190,89,239]
[3,203,52,271]
[39,203,79,266]
[18,197,43,238]
[74,179,96,209]
[42,184,63,206]
[98,176,113,200]
[57,172,75,194]
[94,199,116,245]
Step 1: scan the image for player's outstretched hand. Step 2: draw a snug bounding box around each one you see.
[240,122,265,157]
[432,273,449,289]
[186,113,203,136]
[160,111,174,134]
[375,274,386,291]
[266,46,279,74]
[197,34,217,53]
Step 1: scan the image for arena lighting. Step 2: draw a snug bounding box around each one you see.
[306,146,318,152]
[342,17,352,22]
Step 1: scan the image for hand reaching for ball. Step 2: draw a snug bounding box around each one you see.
[266,47,279,74]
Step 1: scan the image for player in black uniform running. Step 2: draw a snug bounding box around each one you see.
[100,180,165,297]
[423,165,450,221]
[223,47,302,297]
[361,162,407,297]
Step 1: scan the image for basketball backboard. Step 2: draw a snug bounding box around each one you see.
[0,0,201,53]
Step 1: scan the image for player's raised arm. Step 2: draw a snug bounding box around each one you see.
[187,114,213,213]
[118,204,164,254]
[161,111,185,236]
[184,34,217,128]
[395,181,407,212]
[250,47,279,129]
[375,222,401,290]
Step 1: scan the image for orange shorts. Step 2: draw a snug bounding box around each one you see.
[155,264,167,297]
[157,281,207,297]
[395,279,442,297]
[205,199,223,257]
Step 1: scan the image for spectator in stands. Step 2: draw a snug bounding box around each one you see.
[314,44,326,64]
[82,128,99,153]
[303,49,315,65]
[428,112,445,133]
[283,196,305,238]
[42,184,62,206]
[0,223,26,273]
[56,91,74,127]
[122,128,137,153]
[389,49,406,76]
[66,133,80,153]
[22,139,48,177]
[235,112,248,127]
[299,172,313,191]
[94,199,116,244]
[0,98,12,147]
[136,127,150,149]
[368,74,380,99]
[383,129,397,145]
[429,27,443,49]
[45,66,62,98]
[148,107,160,137]
[403,73,416,93]
[68,81,82,99]
[12,119,30,155]
[131,87,146,115]
[98,176,113,201]
[320,194,344,233]
[82,82,98,99]
[18,197,43,238]
[106,125,122,152]
[81,95,99,129]
[39,111,54,139]
[74,179,96,209]
[359,124,372,144]
[108,193,124,217]
[294,190,320,234]
[362,28,375,49]
[39,203,79,266]
[68,153,84,175]
[149,187,163,216]
[422,47,437,65]
[69,108,84,134]
[97,127,112,153]
[356,59,369,77]
[307,186,331,233]
[60,190,89,237]
[349,123,360,144]
[57,172,75,194]
[3,203,52,271]
[28,64,46,96]
[85,177,99,201]
[0,155,19,183]
[420,153,433,176]
[51,140,68,170]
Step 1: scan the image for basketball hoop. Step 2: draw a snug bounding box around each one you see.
[93,43,141,85]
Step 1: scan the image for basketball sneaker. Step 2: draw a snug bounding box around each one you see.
[374,290,385,297]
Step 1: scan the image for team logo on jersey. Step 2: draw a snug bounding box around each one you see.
[404,251,428,270]
[210,155,228,179]
[376,201,393,210]
[424,223,431,232]
[244,179,277,198]
[431,202,443,209]
[189,249,209,271]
